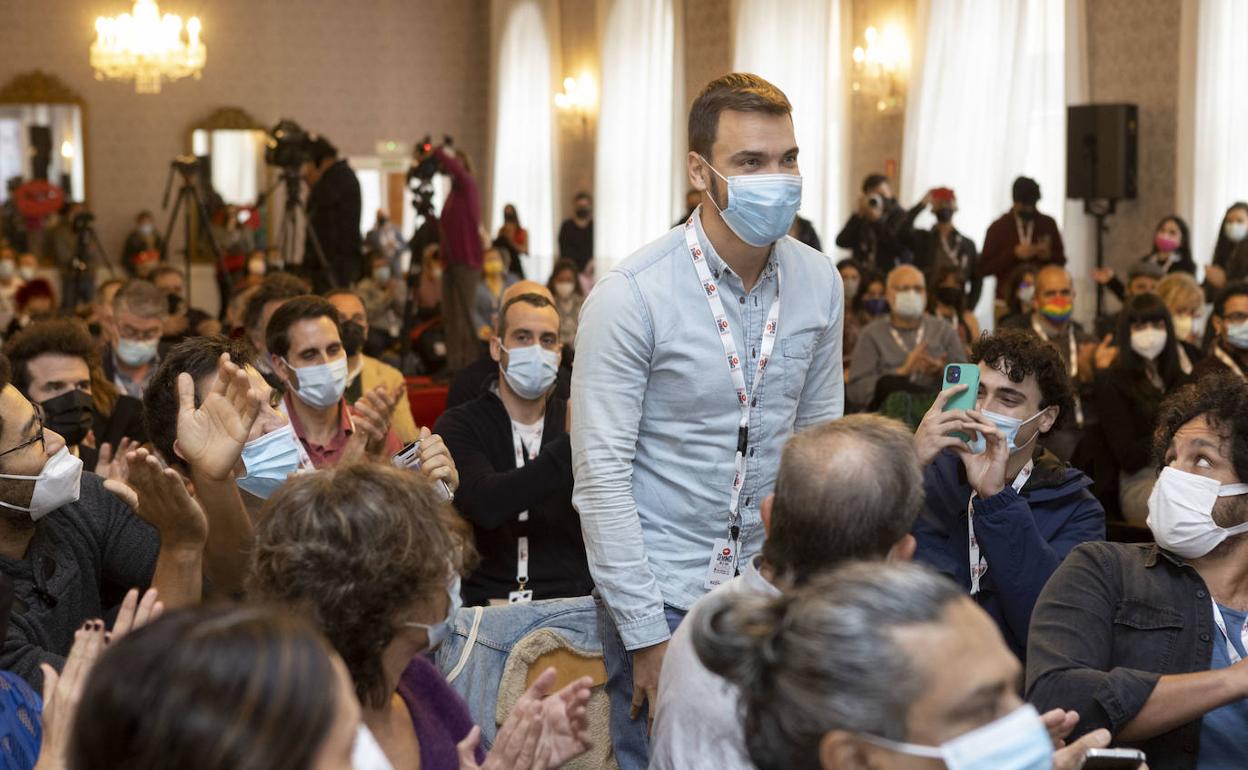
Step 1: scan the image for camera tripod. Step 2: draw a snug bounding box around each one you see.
[159,156,225,300]
[65,216,117,310]
[258,167,337,290]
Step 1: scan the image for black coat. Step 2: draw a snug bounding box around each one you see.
[308,159,363,289]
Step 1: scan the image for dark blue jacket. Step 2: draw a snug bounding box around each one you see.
[914,447,1106,660]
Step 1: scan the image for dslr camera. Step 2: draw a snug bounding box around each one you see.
[265,119,313,170]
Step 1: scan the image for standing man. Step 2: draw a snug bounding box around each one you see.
[571,73,843,769]
[979,176,1066,299]
[305,135,363,293]
[834,173,909,273]
[424,143,483,372]
[557,192,594,276]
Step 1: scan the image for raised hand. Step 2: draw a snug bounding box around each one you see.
[174,354,262,481]
[352,384,401,456]
[1094,334,1119,370]
[914,385,980,467]
[105,448,208,549]
[458,699,546,770]
[34,622,107,770]
[953,414,1009,499]
[533,669,593,766]
[94,437,138,482]
[1090,267,1115,286]
[108,587,164,643]
[416,426,460,492]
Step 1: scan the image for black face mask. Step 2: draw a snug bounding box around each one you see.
[934,208,954,223]
[341,321,367,357]
[1017,208,1037,223]
[41,389,94,447]
[575,207,591,220]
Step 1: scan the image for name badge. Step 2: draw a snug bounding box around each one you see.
[703,538,736,590]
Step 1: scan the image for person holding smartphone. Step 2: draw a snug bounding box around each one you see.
[911,328,1105,660]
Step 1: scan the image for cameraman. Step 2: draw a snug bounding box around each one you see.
[304,135,363,293]
[49,200,98,312]
[421,141,483,372]
[835,173,910,273]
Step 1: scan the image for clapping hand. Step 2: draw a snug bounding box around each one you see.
[416,427,460,493]
[351,383,402,457]
[94,437,138,483]
[174,354,262,481]
[1093,334,1119,370]
[460,667,593,770]
[105,448,208,549]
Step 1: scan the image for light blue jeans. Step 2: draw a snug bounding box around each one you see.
[595,591,686,770]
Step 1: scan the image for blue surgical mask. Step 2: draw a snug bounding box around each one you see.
[116,337,159,367]
[403,573,462,652]
[236,424,302,499]
[1227,320,1248,350]
[863,297,889,316]
[968,408,1047,455]
[700,156,803,247]
[501,344,559,400]
[861,704,1053,770]
[285,356,348,409]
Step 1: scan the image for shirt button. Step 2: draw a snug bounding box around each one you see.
[738,296,746,304]
[1200,633,1211,642]
[1184,742,1196,753]
[749,447,755,457]
[1197,589,1208,598]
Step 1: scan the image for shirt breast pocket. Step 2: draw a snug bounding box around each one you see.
[1111,601,1184,671]
[780,331,817,400]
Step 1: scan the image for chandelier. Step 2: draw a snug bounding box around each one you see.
[851,24,908,113]
[90,0,205,94]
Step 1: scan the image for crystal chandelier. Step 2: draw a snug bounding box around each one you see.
[90,0,206,94]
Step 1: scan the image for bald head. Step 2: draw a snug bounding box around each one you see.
[763,414,923,583]
[886,265,926,321]
[1033,265,1074,316]
[887,265,924,290]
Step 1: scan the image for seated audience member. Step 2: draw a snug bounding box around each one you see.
[242,272,309,391]
[912,328,1105,659]
[547,258,585,347]
[1094,260,1164,339]
[1157,272,1206,372]
[327,289,419,444]
[650,415,923,770]
[0,250,22,332]
[1200,202,1248,296]
[416,243,445,317]
[787,212,822,252]
[979,176,1066,299]
[434,291,592,606]
[842,265,884,371]
[69,606,361,770]
[0,353,217,686]
[694,562,1119,770]
[837,258,862,304]
[902,187,982,308]
[997,264,1038,327]
[102,280,167,398]
[150,265,219,341]
[119,210,163,277]
[6,280,55,339]
[248,465,593,769]
[353,250,405,354]
[473,247,518,340]
[846,265,966,411]
[1001,265,1102,461]
[265,296,416,471]
[3,320,145,473]
[931,267,981,356]
[1193,282,1248,382]
[1093,215,1197,303]
[835,173,909,273]
[1096,294,1189,522]
[1027,372,1248,769]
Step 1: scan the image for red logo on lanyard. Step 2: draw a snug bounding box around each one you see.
[693,247,703,259]
[759,356,769,370]
[717,317,729,332]
[728,353,739,368]
[738,392,748,404]
[704,282,716,296]
[722,547,732,557]
[766,320,777,335]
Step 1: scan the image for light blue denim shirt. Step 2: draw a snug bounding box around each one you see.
[571,211,843,649]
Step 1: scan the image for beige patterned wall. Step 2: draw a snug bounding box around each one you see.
[1085,0,1181,275]
[0,0,490,265]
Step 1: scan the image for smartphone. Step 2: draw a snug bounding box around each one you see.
[391,441,454,502]
[1082,748,1146,770]
[941,363,980,442]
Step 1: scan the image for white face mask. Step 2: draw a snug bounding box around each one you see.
[554,281,576,299]
[1147,466,1248,559]
[285,356,348,409]
[893,289,926,320]
[0,447,84,521]
[1226,221,1248,243]
[1130,327,1168,361]
[861,704,1053,770]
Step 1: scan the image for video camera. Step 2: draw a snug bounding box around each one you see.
[265,119,313,170]
[407,134,454,219]
[71,210,95,234]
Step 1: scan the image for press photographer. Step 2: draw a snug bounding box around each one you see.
[304,132,362,293]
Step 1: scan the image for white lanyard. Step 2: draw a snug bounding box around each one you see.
[939,231,964,269]
[1031,317,1084,428]
[511,422,542,601]
[1212,598,1248,665]
[1015,216,1034,245]
[889,322,925,354]
[684,218,780,560]
[1214,346,1246,380]
[968,460,1033,596]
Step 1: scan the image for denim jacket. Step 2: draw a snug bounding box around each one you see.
[1026,541,1220,770]
[571,211,843,649]
[433,597,600,749]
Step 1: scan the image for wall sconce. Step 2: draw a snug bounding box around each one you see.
[851,24,908,113]
[61,140,75,160]
[555,74,596,133]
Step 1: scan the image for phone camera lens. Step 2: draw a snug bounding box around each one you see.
[947,368,959,383]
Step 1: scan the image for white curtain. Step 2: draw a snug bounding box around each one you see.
[731,0,844,249]
[1178,0,1248,274]
[206,130,262,205]
[490,0,558,283]
[901,0,1088,328]
[594,0,682,274]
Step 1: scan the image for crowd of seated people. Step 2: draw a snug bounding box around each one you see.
[0,69,1246,770]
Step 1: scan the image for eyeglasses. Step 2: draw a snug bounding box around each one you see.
[0,415,44,459]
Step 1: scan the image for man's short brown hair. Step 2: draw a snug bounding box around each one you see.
[112,279,167,319]
[688,73,792,159]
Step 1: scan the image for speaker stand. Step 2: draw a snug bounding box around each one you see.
[1084,198,1117,319]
